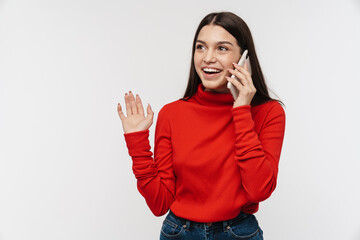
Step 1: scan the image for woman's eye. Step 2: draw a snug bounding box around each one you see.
[196,45,205,50]
[218,46,228,51]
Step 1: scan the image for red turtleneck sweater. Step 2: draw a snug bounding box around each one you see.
[124,83,286,222]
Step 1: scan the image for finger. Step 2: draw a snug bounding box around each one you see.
[124,93,132,115]
[129,91,138,114]
[226,76,245,92]
[243,62,252,79]
[146,104,154,123]
[232,63,252,88]
[228,68,247,86]
[136,94,145,116]
[117,103,126,120]
[237,68,254,89]
[233,62,251,78]
[238,64,255,89]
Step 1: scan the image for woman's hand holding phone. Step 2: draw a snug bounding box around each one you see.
[117,91,154,134]
[226,60,257,108]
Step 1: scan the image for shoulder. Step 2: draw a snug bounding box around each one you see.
[157,99,186,120]
[252,100,286,129]
[252,100,285,117]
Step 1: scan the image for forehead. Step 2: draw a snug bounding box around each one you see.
[197,24,237,44]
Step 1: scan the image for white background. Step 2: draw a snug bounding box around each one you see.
[1,0,360,239]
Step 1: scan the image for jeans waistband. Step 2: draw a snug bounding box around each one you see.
[168,210,250,229]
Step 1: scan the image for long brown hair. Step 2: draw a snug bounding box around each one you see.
[181,12,284,107]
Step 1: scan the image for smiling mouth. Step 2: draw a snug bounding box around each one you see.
[202,68,222,74]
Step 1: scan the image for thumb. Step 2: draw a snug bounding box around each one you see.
[146,104,154,122]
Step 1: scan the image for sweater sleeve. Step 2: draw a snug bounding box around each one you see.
[123,107,175,216]
[231,101,286,202]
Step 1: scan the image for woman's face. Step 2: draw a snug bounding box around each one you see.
[194,24,242,93]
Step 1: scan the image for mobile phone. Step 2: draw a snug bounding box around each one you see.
[227,49,252,100]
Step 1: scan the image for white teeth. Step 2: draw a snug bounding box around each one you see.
[203,68,221,73]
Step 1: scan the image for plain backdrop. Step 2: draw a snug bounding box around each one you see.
[1,0,360,239]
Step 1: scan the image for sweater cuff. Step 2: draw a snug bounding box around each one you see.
[231,105,254,128]
[124,130,151,157]
[231,104,251,112]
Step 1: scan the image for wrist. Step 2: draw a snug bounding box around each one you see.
[124,129,149,135]
[233,101,250,108]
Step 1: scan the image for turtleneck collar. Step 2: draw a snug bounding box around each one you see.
[189,83,235,107]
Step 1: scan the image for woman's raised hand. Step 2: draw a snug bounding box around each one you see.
[117,91,154,134]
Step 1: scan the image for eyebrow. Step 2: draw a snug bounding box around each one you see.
[196,40,233,46]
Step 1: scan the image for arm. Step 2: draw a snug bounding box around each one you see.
[226,60,285,202]
[122,106,175,216]
[231,102,286,202]
[117,91,175,216]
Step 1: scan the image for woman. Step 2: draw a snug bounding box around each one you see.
[117,11,285,240]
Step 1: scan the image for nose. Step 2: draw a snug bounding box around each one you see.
[203,50,216,63]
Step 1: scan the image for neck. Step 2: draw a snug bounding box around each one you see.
[204,87,230,94]
[188,83,234,107]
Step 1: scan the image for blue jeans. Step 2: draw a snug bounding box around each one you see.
[160,210,264,240]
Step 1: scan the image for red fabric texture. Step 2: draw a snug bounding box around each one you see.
[124,83,286,222]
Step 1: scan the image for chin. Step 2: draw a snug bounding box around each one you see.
[201,78,228,93]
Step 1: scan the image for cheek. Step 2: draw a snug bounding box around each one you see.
[223,57,237,67]
[193,55,202,71]
[220,58,236,76]
[194,53,201,64]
